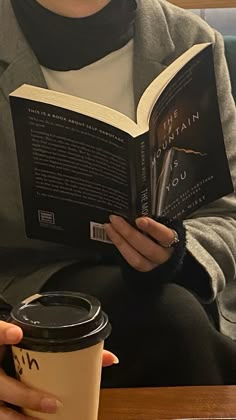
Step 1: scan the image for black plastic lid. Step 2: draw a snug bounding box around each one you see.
[10,292,111,352]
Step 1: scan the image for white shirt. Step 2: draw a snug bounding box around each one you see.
[41,39,135,121]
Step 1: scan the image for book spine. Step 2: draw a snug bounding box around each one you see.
[131,133,151,219]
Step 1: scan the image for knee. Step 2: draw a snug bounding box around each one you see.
[109,282,213,345]
[149,283,213,340]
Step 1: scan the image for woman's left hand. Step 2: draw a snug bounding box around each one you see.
[105,216,176,272]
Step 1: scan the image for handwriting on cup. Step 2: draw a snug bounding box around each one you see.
[14,349,39,377]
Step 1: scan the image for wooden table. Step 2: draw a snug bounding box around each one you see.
[99,386,236,419]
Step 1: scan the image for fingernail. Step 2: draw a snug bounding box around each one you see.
[113,355,119,364]
[41,398,63,413]
[136,218,148,229]
[6,327,21,341]
[109,215,118,223]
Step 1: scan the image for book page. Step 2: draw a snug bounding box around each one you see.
[10,84,143,138]
[136,43,211,130]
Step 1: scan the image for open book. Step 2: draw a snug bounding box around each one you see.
[9,43,233,249]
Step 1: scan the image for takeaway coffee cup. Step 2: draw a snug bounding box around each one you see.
[10,291,111,420]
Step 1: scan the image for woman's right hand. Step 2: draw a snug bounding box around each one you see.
[0,321,62,419]
[0,321,118,419]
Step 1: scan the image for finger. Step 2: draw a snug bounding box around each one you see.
[136,217,176,246]
[105,223,156,272]
[0,404,38,419]
[0,322,23,345]
[108,216,171,265]
[0,369,61,414]
[102,350,119,367]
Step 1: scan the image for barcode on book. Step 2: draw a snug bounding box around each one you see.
[90,222,111,244]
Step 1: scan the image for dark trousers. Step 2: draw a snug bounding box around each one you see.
[42,263,236,387]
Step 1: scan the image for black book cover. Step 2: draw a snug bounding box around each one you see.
[9,44,233,249]
[149,44,233,220]
[9,100,150,249]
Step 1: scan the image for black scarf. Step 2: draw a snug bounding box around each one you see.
[11,0,137,71]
